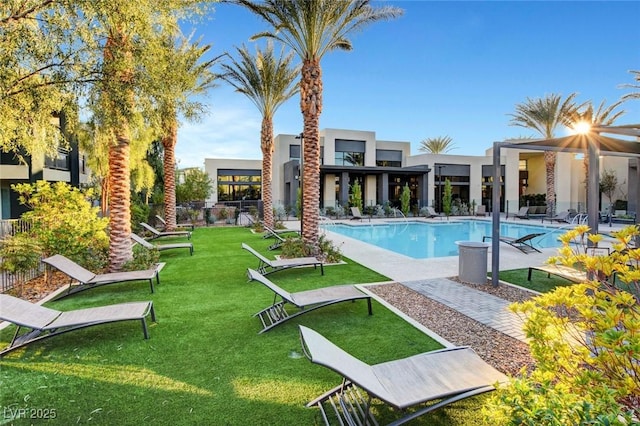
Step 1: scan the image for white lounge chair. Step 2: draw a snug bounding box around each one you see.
[42,254,160,297]
[131,233,193,256]
[0,294,156,357]
[241,243,324,276]
[300,325,507,425]
[155,215,194,231]
[247,269,371,333]
[140,222,191,240]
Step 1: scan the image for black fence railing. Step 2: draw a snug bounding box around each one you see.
[0,218,41,293]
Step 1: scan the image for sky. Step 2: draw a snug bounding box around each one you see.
[176,1,640,169]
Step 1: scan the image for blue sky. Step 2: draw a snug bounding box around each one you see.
[176,1,640,169]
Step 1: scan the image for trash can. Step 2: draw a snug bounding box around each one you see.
[455,241,490,285]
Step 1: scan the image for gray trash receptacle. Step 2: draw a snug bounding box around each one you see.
[455,241,490,284]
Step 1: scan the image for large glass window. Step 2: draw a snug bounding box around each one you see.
[44,148,70,170]
[376,149,402,167]
[217,169,261,201]
[334,151,364,166]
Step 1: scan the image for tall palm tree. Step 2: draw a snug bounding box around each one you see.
[220,43,299,229]
[418,135,456,153]
[153,35,218,231]
[234,0,403,253]
[568,99,625,207]
[509,93,581,216]
[621,70,640,101]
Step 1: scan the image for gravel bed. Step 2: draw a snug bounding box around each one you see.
[368,282,537,376]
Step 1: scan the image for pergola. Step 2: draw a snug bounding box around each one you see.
[490,124,640,286]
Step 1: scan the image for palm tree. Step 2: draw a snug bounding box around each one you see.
[153,35,218,231]
[418,136,456,153]
[219,42,299,229]
[568,99,625,208]
[621,70,640,101]
[234,0,403,253]
[509,93,582,216]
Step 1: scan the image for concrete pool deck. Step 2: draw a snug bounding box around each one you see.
[284,216,633,342]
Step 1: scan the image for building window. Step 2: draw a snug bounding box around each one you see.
[44,148,70,170]
[334,151,364,166]
[217,169,261,201]
[376,149,402,167]
[289,144,300,161]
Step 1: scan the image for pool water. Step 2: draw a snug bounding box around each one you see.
[323,220,565,259]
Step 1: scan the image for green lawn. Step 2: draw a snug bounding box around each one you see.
[495,268,577,293]
[0,227,494,425]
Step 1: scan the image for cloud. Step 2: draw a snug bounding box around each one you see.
[175,102,263,169]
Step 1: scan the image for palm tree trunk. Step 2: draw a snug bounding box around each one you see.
[544,151,557,217]
[108,130,133,271]
[300,59,323,254]
[261,116,274,229]
[104,30,134,271]
[162,117,178,231]
[100,176,109,217]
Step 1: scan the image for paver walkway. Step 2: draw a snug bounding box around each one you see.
[402,278,527,341]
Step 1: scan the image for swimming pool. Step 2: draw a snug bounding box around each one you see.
[323,220,566,259]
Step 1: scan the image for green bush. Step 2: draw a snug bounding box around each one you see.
[122,244,160,271]
[281,235,342,264]
[484,225,640,424]
[131,201,150,234]
[12,181,108,262]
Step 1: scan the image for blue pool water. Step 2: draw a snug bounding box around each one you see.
[323,220,565,259]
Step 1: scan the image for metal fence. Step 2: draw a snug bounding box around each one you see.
[0,218,42,293]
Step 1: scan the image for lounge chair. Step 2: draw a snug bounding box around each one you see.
[0,294,156,357]
[424,206,444,219]
[482,233,543,253]
[140,222,191,240]
[299,325,507,425]
[513,206,530,219]
[350,207,363,221]
[242,243,324,276]
[262,223,300,240]
[131,233,193,256]
[475,205,487,217]
[247,269,371,333]
[42,254,160,298]
[544,210,571,223]
[527,264,587,283]
[155,215,194,231]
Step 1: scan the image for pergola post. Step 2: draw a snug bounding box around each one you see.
[491,142,503,287]
[587,134,600,240]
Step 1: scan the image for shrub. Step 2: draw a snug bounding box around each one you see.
[400,184,410,216]
[484,225,640,424]
[131,201,150,234]
[280,235,342,264]
[122,244,159,271]
[12,181,108,261]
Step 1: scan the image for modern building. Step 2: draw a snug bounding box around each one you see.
[204,128,635,216]
[0,115,89,219]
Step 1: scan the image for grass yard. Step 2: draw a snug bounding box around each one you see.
[495,268,577,293]
[0,227,495,425]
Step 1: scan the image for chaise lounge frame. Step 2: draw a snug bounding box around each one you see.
[247,269,371,334]
[0,294,156,357]
[140,222,192,240]
[242,243,324,276]
[299,325,507,426]
[483,233,543,254]
[131,233,193,256]
[42,254,160,298]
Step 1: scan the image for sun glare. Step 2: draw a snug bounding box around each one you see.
[572,121,592,135]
